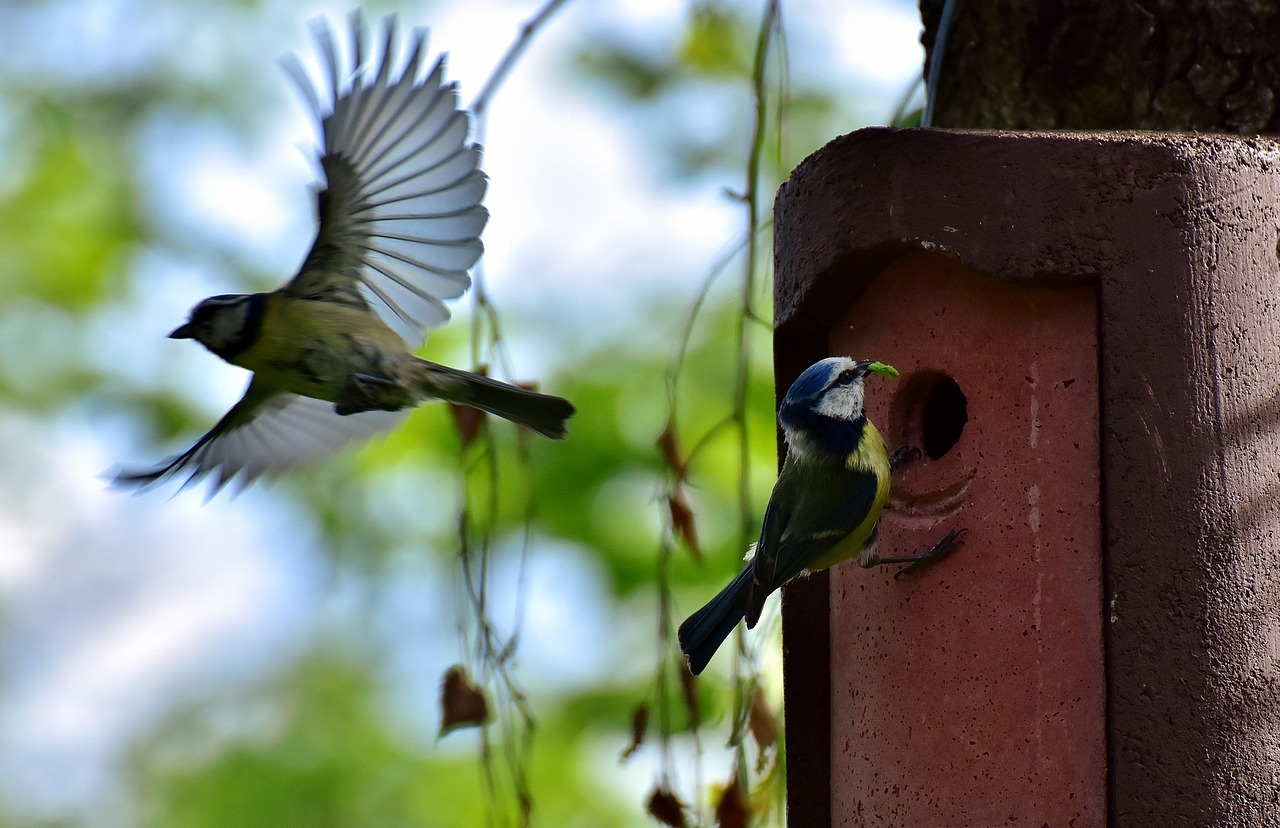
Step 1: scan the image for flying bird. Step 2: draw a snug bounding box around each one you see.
[116,14,574,494]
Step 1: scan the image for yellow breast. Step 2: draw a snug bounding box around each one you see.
[807,419,891,571]
[234,295,409,400]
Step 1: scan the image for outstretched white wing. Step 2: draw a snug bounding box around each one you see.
[281,13,488,347]
[115,380,406,495]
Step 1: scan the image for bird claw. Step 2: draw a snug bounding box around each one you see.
[335,373,402,416]
[889,443,922,472]
[893,527,967,580]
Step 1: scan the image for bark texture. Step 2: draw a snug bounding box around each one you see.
[919,0,1280,132]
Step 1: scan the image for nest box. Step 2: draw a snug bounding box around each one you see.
[773,128,1280,827]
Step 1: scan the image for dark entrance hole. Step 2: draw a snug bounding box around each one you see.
[894,371,968,461]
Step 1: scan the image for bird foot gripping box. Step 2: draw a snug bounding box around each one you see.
[773,128,1280,827]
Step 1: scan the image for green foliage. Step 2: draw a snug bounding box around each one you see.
[0,102,141,311]
[574,48,676,101]
[681,5,751,77]
[134,648,712,828]
[134,656,492,828]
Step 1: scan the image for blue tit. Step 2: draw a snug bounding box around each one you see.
[115,14,574,494]
[678,357,963,675]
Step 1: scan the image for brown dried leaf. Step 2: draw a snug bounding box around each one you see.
[679,661,700,729]
[449,370,547,445]
[439,665,489,736]
[620,702,649,762]
[714,772,749,828]
[447,364,490,447]
[667,488,702,561]
[748,687,779,761]
[448,403,487,447]
[657,424,686,476]
[646,786,688,828]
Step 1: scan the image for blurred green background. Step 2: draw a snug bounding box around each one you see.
[0,0,921,825]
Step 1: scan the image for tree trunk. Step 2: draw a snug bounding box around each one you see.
[919,0,1280,132]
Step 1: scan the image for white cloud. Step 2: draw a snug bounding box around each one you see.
[826,0,926,87]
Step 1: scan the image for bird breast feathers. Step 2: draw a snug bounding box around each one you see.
[846,418,889,477]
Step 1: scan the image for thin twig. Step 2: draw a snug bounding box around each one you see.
[725,0,781,812]
[471,0,572,117]
[450,3,573,822]
[735,0,780,557]
[889,76,924,126]
[647,1,789,823]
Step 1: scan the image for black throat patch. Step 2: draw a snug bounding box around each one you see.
[781,397,868,459]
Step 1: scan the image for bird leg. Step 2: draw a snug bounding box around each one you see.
[335,372,412,416]
[889,442,922,472]
[860,528,967,579]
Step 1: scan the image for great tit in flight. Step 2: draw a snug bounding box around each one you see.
[116,14,574,494]
[678,357,963,675]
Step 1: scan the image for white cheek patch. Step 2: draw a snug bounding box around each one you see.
[814,382,863,420]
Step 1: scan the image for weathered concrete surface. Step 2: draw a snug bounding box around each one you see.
[829,253,1103,826]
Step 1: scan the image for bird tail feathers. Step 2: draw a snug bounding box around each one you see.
[414,361,575,439]
[678,565,753,675]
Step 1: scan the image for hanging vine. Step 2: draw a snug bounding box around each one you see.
[438,3,573,826]
[636,2,788,826]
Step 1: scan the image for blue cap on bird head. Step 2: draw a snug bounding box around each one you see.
[783,357,898,404]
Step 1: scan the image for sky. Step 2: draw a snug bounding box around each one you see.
[0,0,925,821]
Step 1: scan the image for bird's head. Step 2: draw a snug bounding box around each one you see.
[779,357,898,454]
[168,293,265,360]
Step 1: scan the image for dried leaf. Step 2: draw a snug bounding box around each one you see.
[620,702,649,762]
[449,403,486,447]
[439,665,489,736]
[447,364,491,447]
[714,772,749,828]
[646,786,688,828]
[449,371,545,445]
[748,687,779,763]
[667,488,702,561]
[656,424,685,475]
[679,661,700,729]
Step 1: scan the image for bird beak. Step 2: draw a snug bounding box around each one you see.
[168,323,195,339]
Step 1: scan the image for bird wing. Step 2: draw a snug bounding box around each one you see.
[114,377,405,495]
[280,14,487,348]
[751,463,883,594]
